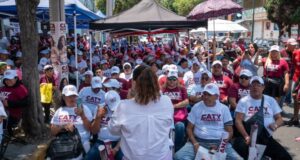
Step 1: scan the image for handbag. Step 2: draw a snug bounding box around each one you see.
[40,83,53,103]
[47,128,84,159]
[243,96,269,138]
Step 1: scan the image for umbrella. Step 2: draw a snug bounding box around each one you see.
[187,0,243,70]
[187,0,243,20]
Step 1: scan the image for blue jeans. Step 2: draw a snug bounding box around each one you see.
[84,140,123,160]
[175,122,186,152]
[174,141,243,160]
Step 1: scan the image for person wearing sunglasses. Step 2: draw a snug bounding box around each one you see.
[189,70,212,106]
[162,70,189,152]
[228,69,252,117]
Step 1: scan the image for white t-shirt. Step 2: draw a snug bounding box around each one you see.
[183,70,203,89]
[188,101,233,140]
[69,59,88,72]
[108,95,174,160]
[0,101,7,138]
[189,84,205,97]
[51,105,93,144]
[103,69,111,78]
[177,66,189,76]
[235,95,282,135]
[119,72,132,81]
[79,87,106,116]
[94,108,120,141]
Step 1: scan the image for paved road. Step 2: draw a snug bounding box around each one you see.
[273,105,300,160]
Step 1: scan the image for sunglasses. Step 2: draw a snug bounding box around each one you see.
[201,76,209,81]
[239,76,250,80]
[167,77,177,81]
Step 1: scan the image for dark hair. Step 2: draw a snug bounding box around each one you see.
[59,77,69,91]
[133,65,160,105]
[249,43,258,53]
[57,36,65,50]
[178,58,188,66]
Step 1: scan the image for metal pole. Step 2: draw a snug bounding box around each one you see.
[74,11,79,89]
[251,0,255,42]
[89,32,93,71]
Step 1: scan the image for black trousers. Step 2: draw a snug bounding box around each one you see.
[42,103,51,123]
[233,136,292,160]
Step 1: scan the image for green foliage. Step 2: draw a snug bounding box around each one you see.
[95,0,106,15]
[172,0,203,16]
[95,0,203,16]
[113,0,141,14]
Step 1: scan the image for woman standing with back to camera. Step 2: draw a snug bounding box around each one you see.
[108,65,174,160]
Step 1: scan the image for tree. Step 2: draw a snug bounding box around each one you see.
[264,0,300,40]
[158,0,176,12]
[172,0,203,16]
[95,0,106,15]
[16,0,46,139]
[113,0,141,14]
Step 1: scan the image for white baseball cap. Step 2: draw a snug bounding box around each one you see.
[212,60,222,67]
[103,79,121,88]
[135,58,143,65]
[287,38,298,45]
[201,70,212,79]
[77,50,83,56]
[111,66,120,74]
[39,57,48,66]
[169,64,178,71]
[62,85,78,96]
[162,64,170,73]
[167,70,178,78]
[3,70,17,80]
[100,59,108,65]
[43,64,53,70]
[250,76,264,85]
[203,83,220,95]
[84,70,94,77]
[239,69,253,77]
[91,77,102,88]
[40,49,50,55]
[105,90,121,111]
[269,45,280,52]
[123,62,132,69]
[0,49,9,55]
[16,51,22,58]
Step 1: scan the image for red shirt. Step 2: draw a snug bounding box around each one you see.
[78,82,91,91]
[292,49,300,82]
[280,49,293,71]
[228,83,250,102]
[222,67,233,79]
[261,58,289,78]
[162,86,188,123]
[0,82,28,119]
[212,75,233,102]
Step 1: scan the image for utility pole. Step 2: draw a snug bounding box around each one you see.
[49,0,69,81]
[106,0,113,17]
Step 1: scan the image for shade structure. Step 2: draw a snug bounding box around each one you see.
[90,0,207,31]
[190,19,247,33]
[0,0,103,29]
[187,0,243,20]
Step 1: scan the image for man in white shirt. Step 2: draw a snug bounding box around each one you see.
[234,76,292,160]
[79,77,106,116]
[174,83,242,160]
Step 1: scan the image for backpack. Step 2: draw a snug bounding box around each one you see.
[47,128,84,159]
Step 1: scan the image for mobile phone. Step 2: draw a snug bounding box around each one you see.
[76,98,82,108]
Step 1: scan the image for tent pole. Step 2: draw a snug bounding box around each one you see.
[187,29,191,50]
[89,31,93,71]
[73,11,79,89]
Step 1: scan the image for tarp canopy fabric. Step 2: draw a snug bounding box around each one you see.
[90,0,207,31]
[0,0,103,29]
[190,19,247,33]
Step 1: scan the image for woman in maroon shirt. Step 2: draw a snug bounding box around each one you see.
[161,70,189,152]
[0,70,28,136]
[258,45,289,103]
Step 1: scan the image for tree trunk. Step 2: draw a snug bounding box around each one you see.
[16,0,46,138]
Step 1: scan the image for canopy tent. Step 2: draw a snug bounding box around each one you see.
[90,0,207,32]
[190,19,247,33]
[0,0,103,29]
